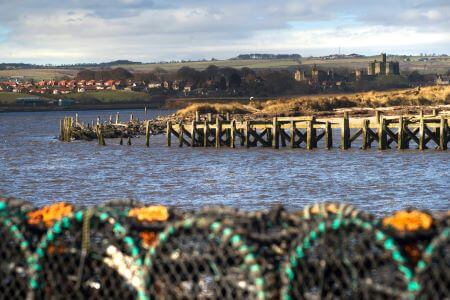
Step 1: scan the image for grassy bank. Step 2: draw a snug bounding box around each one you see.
[67,90,158,104]
[0,90,163,105]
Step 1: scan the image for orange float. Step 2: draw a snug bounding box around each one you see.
[128,205,169,223]
[27,202,73,227]
[382,210,432,232]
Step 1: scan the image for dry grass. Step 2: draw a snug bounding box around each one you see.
[0,69,77,81]
[256,85,450,116]
[176,102,256,116]
[175,85,450,117]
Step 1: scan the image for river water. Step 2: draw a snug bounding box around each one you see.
[0,109,448,215]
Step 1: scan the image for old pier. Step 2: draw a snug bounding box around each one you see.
[60,110,449,150]
[167,111,449,150]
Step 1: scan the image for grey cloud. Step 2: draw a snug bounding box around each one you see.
[0,0,449,63]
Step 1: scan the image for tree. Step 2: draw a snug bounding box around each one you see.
[407,71,424,83]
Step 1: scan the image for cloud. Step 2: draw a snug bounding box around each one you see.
[0,0,449,63]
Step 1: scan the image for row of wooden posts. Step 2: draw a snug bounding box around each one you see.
[60,110,449,150]
[59,112,149,146]
[167,111,449,150]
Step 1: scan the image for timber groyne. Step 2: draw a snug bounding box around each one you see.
[60,109,449,150]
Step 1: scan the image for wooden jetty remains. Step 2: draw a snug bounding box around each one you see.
[166,111,449,151]
[59,110,449,151]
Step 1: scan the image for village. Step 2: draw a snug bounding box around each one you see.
[0,53,449,107]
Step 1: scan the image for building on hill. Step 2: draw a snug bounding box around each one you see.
[294,69,307,81]
[436,75,450,85]
[311,65,328,84]
[367,53,400,76]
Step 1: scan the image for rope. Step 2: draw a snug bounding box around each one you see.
[75,208,93,291]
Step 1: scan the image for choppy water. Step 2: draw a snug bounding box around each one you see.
[0,109,449,215]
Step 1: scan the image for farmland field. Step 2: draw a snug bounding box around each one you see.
[1,55,449,81]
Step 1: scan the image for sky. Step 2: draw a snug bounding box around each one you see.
[0,0,449,64]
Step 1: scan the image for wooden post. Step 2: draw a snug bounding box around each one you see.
[109,115,112,124]
[419,117,425,150]
[96,116,100,126]
[398,116,405,150]
[325,121,332,149]
[60,119,64,141]
[127,136,132,146]
[98,126,105,146]
[272,117,279,149]
[130,114,134,122]
[290,120,296,148]
[207,113,212,123]
[341,112,350,150]
[419,109,424,118]
[178,122,183,147]
[375,110,381,124]
[145,121,150,147]
[432,109,437,116]
[195,111,200,122]
[361,119,369,150]
[115,112,119,124]
[215,118,221,148]
[191,120,196,147]
[378,117,387,150]
[226,112,230,121]
[439,116,447,150]
[306,119,314,150]
[119,137,123,145]
[230,119,236,148]
[75,113,79,125]
[166,121,172,147]
[244,121,250,148]
[144,106,148,115]
[203,120,208,147]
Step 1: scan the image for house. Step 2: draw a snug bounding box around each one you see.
[104,80,115,87]
[52,88,71,95]
[77,80,86,86]
[37,80,47,87]
[162,81,170,89]
[148,81,161,89]
[183,83,193,94]
[172,80,181,91]
[436,75,450,85]
[86,80,96,86]
[77,87,86,93]
[58,80,67,87]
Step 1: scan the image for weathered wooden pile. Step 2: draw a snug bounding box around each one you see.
[59,112,167,146]
[167,110,449,150]
[60,109,449,150]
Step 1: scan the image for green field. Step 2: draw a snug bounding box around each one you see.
[0,90,158,106]
[65,90,157,104]
[118,55,450,74]
[1,55,449,81]
[0,92,44,105]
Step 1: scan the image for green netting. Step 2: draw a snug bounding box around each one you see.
[0,198,447,299]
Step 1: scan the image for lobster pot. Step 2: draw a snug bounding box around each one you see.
[0,216,31,299]
[281,215,417,299]
[144,217,268,299]
[28,210,147,299]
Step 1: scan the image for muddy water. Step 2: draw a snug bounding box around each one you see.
[0,109,449,215]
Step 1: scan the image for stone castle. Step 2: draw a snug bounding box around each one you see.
[367,53,400,76]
